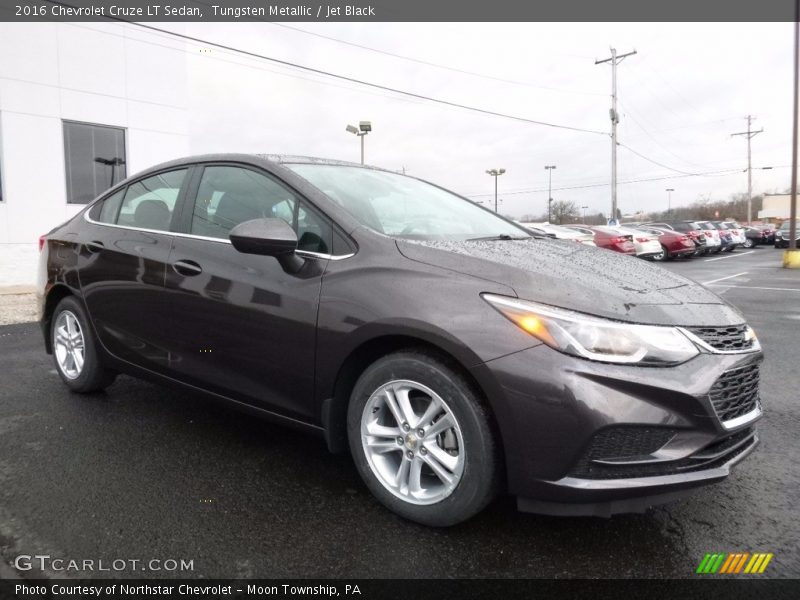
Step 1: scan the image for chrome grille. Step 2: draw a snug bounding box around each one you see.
[687,324,754,352]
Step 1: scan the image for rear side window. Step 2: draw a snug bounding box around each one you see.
[189,165,336,254]
[117,169,187,232]
[89,188,125,223]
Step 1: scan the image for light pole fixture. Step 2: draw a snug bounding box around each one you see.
[346,121,371,165]
[94,156,126,188]
[485,168,506,213]
[545,165,556,222]
[666,188,675,214]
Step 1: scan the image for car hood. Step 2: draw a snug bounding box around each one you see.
[396,237,745,327]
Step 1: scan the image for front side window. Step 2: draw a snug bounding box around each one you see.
[116,169,187,232]
[63,121,127,204]
[286,164,530,241]
[189,165,334,253]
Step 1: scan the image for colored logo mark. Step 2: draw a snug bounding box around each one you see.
[696,552,774,574]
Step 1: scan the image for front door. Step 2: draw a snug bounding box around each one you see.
[164,164,333,421]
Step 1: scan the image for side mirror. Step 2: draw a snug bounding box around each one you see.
[229,218,304,272]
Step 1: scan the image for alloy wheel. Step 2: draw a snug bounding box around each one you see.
[54,310,86,380]
[360,380,465,505]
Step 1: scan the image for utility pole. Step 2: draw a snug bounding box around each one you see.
[596,48,636,224]
[731,115,763,225]
[545,165,556,222]
[787,0,799,267]
[666,188,675,214]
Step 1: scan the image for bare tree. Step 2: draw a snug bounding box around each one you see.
[550,199,580,224]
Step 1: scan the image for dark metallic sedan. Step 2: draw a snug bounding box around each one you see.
[38,154,763,526]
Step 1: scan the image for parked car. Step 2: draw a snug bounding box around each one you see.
[564,225,636,255]
[38,154,764,526]
[775,220,800,248]
[710,221,741,252]
[646,221,709,256]
[742,227,763,248]
[757,224,776,245]
[615,226,662,258]
[520,222,596,246]
[635,225,697,261]
[722,221,747,247]
[695,221,724,253]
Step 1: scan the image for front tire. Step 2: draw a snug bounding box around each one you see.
[51,296,116,393]
[743,238,754,248]
[347,350,499,526]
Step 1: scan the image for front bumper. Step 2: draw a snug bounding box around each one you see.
[471,343,763,515]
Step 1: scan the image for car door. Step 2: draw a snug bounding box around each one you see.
[79,168,190,372]
[163,163,331,421]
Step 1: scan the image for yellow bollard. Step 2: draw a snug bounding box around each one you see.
[784,249,800,268]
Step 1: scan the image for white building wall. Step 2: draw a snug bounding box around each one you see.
[0,23,189,286]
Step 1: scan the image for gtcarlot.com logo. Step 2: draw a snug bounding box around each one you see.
[696,552,774,574]
[14,555,194,573]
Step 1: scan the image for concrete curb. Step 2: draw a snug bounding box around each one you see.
[0,286,35,296]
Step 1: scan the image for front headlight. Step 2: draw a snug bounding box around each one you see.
[483,294,700,366]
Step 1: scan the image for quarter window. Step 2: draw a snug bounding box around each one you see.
[63,121,127,204]
[190,165,334,254]
[95,188,126,224]
[116,169,187,232]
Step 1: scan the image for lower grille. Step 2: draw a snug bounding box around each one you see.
[568,427,755,480]
[708,364,760,423]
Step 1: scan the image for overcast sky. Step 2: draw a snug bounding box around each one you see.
[155,21,793,219]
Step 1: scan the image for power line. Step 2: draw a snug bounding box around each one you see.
[617,142,698,175]
[265,21,606,97]
[464,167,758,197]
[43,1,607,136]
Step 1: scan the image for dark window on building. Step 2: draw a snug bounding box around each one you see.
[63,121,127,204]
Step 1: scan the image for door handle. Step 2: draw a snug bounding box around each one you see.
[172,259,203,276]
[86,241,105,253]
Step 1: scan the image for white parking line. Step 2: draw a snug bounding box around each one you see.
[703,250,756,262]
[705,285,800,292]
[703,272,748,285]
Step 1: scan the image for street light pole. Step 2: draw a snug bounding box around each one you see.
[545,165,556,222]
[346,121,372,165]
[485,168,506,213]
[666,188,675,214]
[581,205,588,222]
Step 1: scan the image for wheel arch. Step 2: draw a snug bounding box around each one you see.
[42,284,75,354]
[321,332,503,467]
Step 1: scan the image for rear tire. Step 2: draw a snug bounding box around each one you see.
[51,296,116,393]
[652,245,668,261]
[347,350,500,526]
[743,238,754,248]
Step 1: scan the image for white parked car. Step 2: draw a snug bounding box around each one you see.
[613,226,662,258]
[696,221,723,253]
[519,222,596,246]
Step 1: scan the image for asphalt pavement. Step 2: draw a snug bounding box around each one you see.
[0,247,797,579]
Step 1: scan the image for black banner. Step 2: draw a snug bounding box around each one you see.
[1,579,799,600]
[0,0,797,22]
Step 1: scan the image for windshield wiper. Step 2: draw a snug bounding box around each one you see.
[467,234,530,241]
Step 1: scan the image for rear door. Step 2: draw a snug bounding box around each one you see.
[79,168,191,372]
[163,163,333,420]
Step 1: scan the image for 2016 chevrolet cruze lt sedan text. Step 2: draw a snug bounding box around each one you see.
[38,154,763,526]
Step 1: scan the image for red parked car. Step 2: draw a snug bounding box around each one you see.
[636,226,697,261]
[584,225,636,255]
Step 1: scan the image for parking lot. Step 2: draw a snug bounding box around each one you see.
[0,248,797,579]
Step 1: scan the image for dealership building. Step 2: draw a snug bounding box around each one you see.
[0,22,189,286]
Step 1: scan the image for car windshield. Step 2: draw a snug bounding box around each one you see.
[286,164,530,241]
